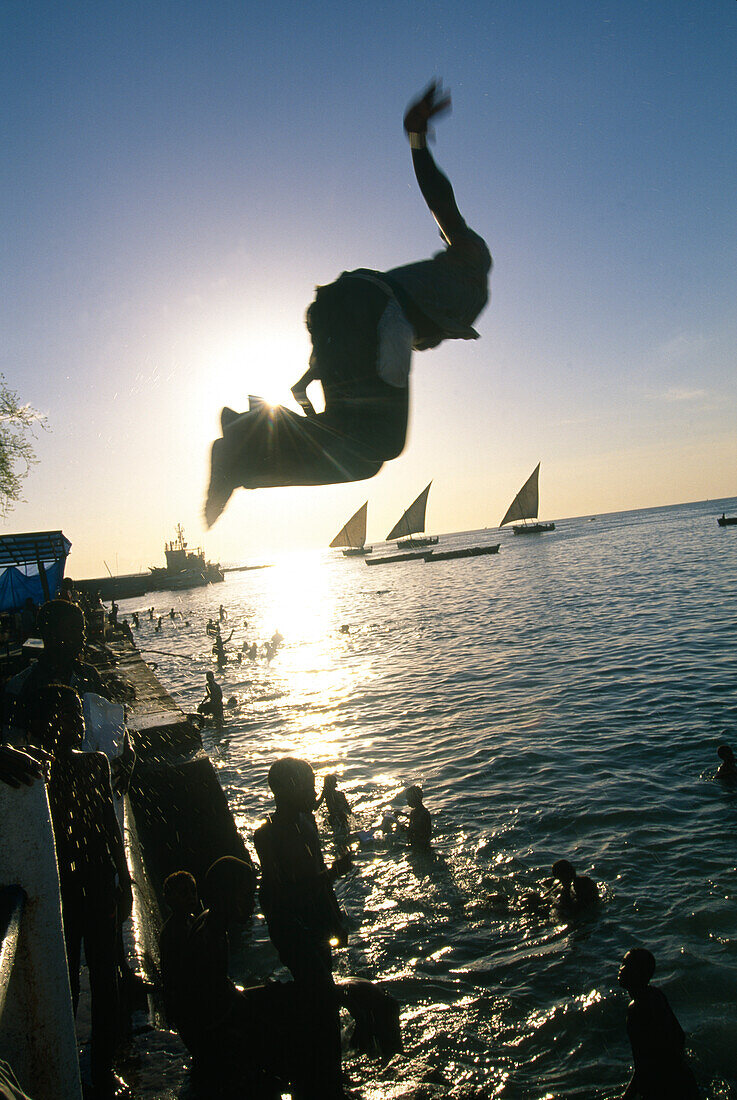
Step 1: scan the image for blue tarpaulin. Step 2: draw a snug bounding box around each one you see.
[0,531,72,613]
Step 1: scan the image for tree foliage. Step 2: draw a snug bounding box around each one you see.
[0,377,47,517]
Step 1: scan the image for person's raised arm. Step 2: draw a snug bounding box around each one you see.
[403,81,466,245]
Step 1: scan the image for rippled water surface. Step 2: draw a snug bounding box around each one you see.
[122,499,737,1098]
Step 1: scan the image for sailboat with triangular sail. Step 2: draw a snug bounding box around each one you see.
[387,482,439,548]
[499,463,555,535]
[330,501,372,556]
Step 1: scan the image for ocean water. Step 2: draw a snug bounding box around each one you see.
[120,497,737,1099]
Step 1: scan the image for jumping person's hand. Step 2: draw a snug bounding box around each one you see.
[291,365,318,418]
[291,383,316,418]
[403,80,451,137]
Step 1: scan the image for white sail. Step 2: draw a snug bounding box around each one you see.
[500,464,540,527]
[330,501,368,549]
[386,483,433,541]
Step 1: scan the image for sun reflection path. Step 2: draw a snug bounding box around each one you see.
[252,551,377,769]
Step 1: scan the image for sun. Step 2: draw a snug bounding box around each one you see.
[215,329,312,409]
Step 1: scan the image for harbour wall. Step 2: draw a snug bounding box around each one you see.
[0,634,249,1093]
[110,635,250,975]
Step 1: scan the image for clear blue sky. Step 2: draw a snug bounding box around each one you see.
[3,1,736,576]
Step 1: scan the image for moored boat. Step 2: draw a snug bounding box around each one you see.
[330,501,372,556]
[148,525,224,590]
[424,544,500,562]
[717,514,737,527]
[387,483,439,548]
[500,464,555,535]
[365,550,427,566]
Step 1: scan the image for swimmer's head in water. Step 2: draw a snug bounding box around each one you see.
[618,948,656,994]
[552,859,576,886]
[164,870,199,915]
[205,856,255,921]
[718,744,734,762]
[405,785,423,807]
[268,757,317,811]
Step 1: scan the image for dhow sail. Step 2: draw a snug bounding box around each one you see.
[387,483,432,540]
[330,502,368,549]
[500,464,540,527]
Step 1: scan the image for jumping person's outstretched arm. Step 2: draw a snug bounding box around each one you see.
[403,81,467,245]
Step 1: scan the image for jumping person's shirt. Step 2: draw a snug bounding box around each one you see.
[338,225,492,393]
[384,228,492,351]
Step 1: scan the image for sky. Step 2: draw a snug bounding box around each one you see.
[2,0,736,578]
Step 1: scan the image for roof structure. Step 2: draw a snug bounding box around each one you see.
[0,531,71,567]
[0,530,72,612]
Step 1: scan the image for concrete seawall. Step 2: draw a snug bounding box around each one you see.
[1,632,249,1098]
[109,637,250,976]
[0,783,83,1100]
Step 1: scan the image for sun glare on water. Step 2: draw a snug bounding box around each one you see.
[253,551,371,766]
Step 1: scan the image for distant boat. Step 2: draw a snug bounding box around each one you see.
[500,464,555,535]
[387,482,439,548]
[425,543,500,562]
[330,501,372,556]
[148,524,224,588]
[717,513,737,527]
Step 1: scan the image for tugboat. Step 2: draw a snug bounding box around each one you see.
[148,525,224,591]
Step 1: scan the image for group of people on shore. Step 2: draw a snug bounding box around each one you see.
[121,600,283,671]
[1,596,140,1099]
[156,757,405,1098]
[152,746,707,1098]
[1,590,727,1097]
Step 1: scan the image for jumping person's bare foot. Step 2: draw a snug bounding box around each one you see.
[220,406,241,432]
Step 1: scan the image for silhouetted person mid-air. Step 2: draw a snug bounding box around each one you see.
[205,81,492,526]
[618,949,699,1099]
